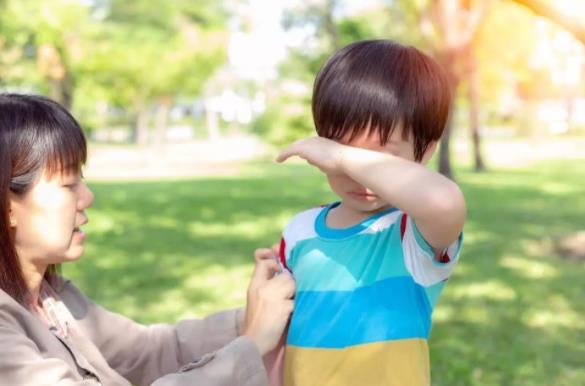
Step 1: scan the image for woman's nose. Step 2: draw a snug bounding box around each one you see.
[78,181,95,210]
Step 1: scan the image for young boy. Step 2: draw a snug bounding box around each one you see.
[275,40,466,386]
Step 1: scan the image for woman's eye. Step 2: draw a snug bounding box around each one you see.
[63,183,78,190]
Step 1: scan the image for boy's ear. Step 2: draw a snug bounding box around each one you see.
[421,141,438,165]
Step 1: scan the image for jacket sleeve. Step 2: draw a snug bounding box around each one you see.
[0,316,100,385]
[150,336,268,386]
[59,280,268,386]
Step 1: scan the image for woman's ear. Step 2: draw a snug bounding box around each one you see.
[8,194,17,227]
[9,209,16,227]
[421,141,438,165]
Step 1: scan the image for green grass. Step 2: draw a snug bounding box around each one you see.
[65,158,585,386]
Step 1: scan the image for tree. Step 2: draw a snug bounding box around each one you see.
[513,0,585,137]
[418,0,492,178]
[6,0,94,108]
[257,0,345,146]
[464,43,486,171]
[510,0,585,45]
[0,0,229,143]
[77,0,228,145]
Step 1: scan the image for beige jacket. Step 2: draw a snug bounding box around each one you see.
[0,277,268,386]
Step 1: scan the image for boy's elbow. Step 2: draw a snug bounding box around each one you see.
[413,184,466,250]
[430,183,467,230]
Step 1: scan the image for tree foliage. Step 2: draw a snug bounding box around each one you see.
[0,0,230,141]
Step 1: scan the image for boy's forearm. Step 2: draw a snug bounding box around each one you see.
[339,146,466,249]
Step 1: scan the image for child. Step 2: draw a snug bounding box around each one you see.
[274,40,466,386]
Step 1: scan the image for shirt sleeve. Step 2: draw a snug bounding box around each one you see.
[278,207,322,275]
[59,281,268,386]
[400,214,463,287]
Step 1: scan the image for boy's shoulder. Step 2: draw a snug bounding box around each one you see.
[284,205,324,235]
[279,206,325,271]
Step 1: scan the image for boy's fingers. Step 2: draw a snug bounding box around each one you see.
[276,142,303,163]
[276,150,294,163]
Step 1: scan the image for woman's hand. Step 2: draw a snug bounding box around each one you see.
[243,248,295,356]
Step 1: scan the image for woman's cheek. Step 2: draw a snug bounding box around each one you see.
[34,216,73,253]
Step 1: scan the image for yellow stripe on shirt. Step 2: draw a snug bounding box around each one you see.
[284,338,430,386]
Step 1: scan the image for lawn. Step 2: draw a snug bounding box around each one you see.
[65,156,585,386]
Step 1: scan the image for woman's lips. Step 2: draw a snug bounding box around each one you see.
[72,227,86,240]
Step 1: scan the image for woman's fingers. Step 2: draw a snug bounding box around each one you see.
[283,299,294,313]
[254,247,277,262]
[269,273,296,299]
[244,245,296,355]
[251,258,280,286]
[271,243,279,254]
[252,248,280,279]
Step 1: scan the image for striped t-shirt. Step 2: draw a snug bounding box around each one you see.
[279,202,462,386]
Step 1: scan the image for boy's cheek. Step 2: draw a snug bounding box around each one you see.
[326,175,351,193]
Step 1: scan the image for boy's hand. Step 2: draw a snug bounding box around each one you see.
[276,136,346,175]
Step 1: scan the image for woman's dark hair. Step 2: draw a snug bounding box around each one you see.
[0,94,86,305]
[312,39,452,161]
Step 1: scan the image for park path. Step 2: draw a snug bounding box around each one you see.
[84,134,270,180]
[84,134,584,181]
[453,135,585,167]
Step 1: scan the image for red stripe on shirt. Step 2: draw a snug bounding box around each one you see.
[438,252,451,263]
[400,214,407,240]
[279,237,290,272]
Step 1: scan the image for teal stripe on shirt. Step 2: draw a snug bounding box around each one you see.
[290,230,410,292]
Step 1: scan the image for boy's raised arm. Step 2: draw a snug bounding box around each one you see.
[276,136,466,252]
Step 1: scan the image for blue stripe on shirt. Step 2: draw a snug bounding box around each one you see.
[287,276,433,348]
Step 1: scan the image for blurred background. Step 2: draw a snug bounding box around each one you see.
[1,0,584,385]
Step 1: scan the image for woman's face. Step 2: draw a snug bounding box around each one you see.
[10,169,94,267]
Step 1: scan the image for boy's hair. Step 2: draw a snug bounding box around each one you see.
[312,39,452,161]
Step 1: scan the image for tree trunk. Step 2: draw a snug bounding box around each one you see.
[154,96,172,148]
[205,108,220,140]
[131,99,150,146]
[466,46,486,172]
[323,0,341,50]
[428,0,491,179]
[437,49,459,180]
[37,44,74,109]
[439,104,454,179]
[48,71,74,110]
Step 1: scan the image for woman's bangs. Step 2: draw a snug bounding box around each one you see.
[43,123,87,178]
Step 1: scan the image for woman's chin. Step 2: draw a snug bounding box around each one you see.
[58,246,85,263]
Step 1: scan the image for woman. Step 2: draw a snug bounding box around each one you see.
[0,93,295,386]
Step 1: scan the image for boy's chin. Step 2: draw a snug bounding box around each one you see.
[345,199,390,214]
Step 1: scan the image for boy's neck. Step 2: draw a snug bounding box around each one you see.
[326,201,391,229]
